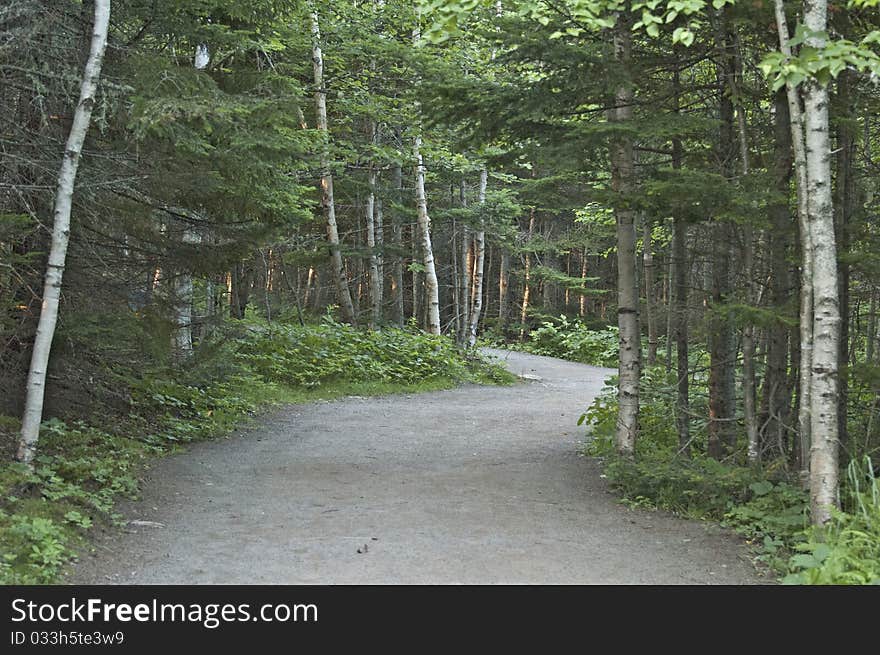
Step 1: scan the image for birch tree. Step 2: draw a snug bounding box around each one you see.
[312,9,357,324]
[412,20,441,335]
[610,9,639,456]
[467,169,488,346]
[366,159,382,329]
[17,0,111,465]
[801,0,841,525]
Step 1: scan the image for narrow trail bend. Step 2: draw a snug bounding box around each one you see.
[71,349,762,584]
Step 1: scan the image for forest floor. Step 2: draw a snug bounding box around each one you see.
[69,350,764,584]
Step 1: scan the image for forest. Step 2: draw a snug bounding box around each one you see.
[1,0,879,585]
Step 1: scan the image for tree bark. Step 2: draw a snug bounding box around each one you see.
[468,169,487,346]
[391,162,405,327]
[761,89,795,460]
[312,10,356,324]
[643,216,657,366]
[519,207,536,341]
[366,164,381,329]
[499,251,510,327]
[413,134,440,334]
[457,180,471,345]
[707,10,737,459]
[803,0,840,526]
[774,0,813,480]
[18,0,110,465]
[671,59,690,457]
[834,69,854,450]
[610,11,640,456]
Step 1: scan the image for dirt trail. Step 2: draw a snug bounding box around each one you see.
[70,349,763,584]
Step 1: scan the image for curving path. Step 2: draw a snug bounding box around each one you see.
[70,349,763,584]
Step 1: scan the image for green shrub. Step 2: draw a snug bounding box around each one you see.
[784,457,880,585]
[525,316,619,367]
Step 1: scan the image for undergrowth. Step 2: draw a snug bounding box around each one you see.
[582,371,879,584]
[482,315,619,367]
[0,318,512,584]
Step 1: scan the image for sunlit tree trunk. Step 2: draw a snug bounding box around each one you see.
[519,207,536,342]
[312,9,356,324]
[18,0,110,465]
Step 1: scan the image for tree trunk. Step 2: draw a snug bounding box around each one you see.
[643,217,657,366]
[312,10,356,324]
[366,164,381,329]
[834,69,854,450]
[673,214,690,457]
[457,180,471,345]
[734,81,759,465]
[868,289,877,363]
[519,208,536,341]
[707,12,737,459]
[579,248,588,317]
[761,89,795,461]
[413,135,440,334]
[670,60,690,457]
[610,12,639,456]
[803,0,840,526]
[391,162,405,327]
[499,251,510,327]
[774,0,813,480]
[18,0,110,465]
[468,169,487,346]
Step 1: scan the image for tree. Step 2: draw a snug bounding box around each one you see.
[17,0,111,465]
[312,9,357,324]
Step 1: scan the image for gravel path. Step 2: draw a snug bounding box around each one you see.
[69,349,763,584]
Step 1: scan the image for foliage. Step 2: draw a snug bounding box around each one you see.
[582,373,880,583]
[486,316,619,367]
[783,458,880,585]
[0,420,151,584]
[233,318,506,388]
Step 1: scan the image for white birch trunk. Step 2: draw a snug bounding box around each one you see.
[17,0,110,465]
[413,135,440,335]
[467,169,487,346]
[312,10,356,324]
[611,12,640,456]
[366,165,381,329]
[802,0,840,525]
[411,21,440,335]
